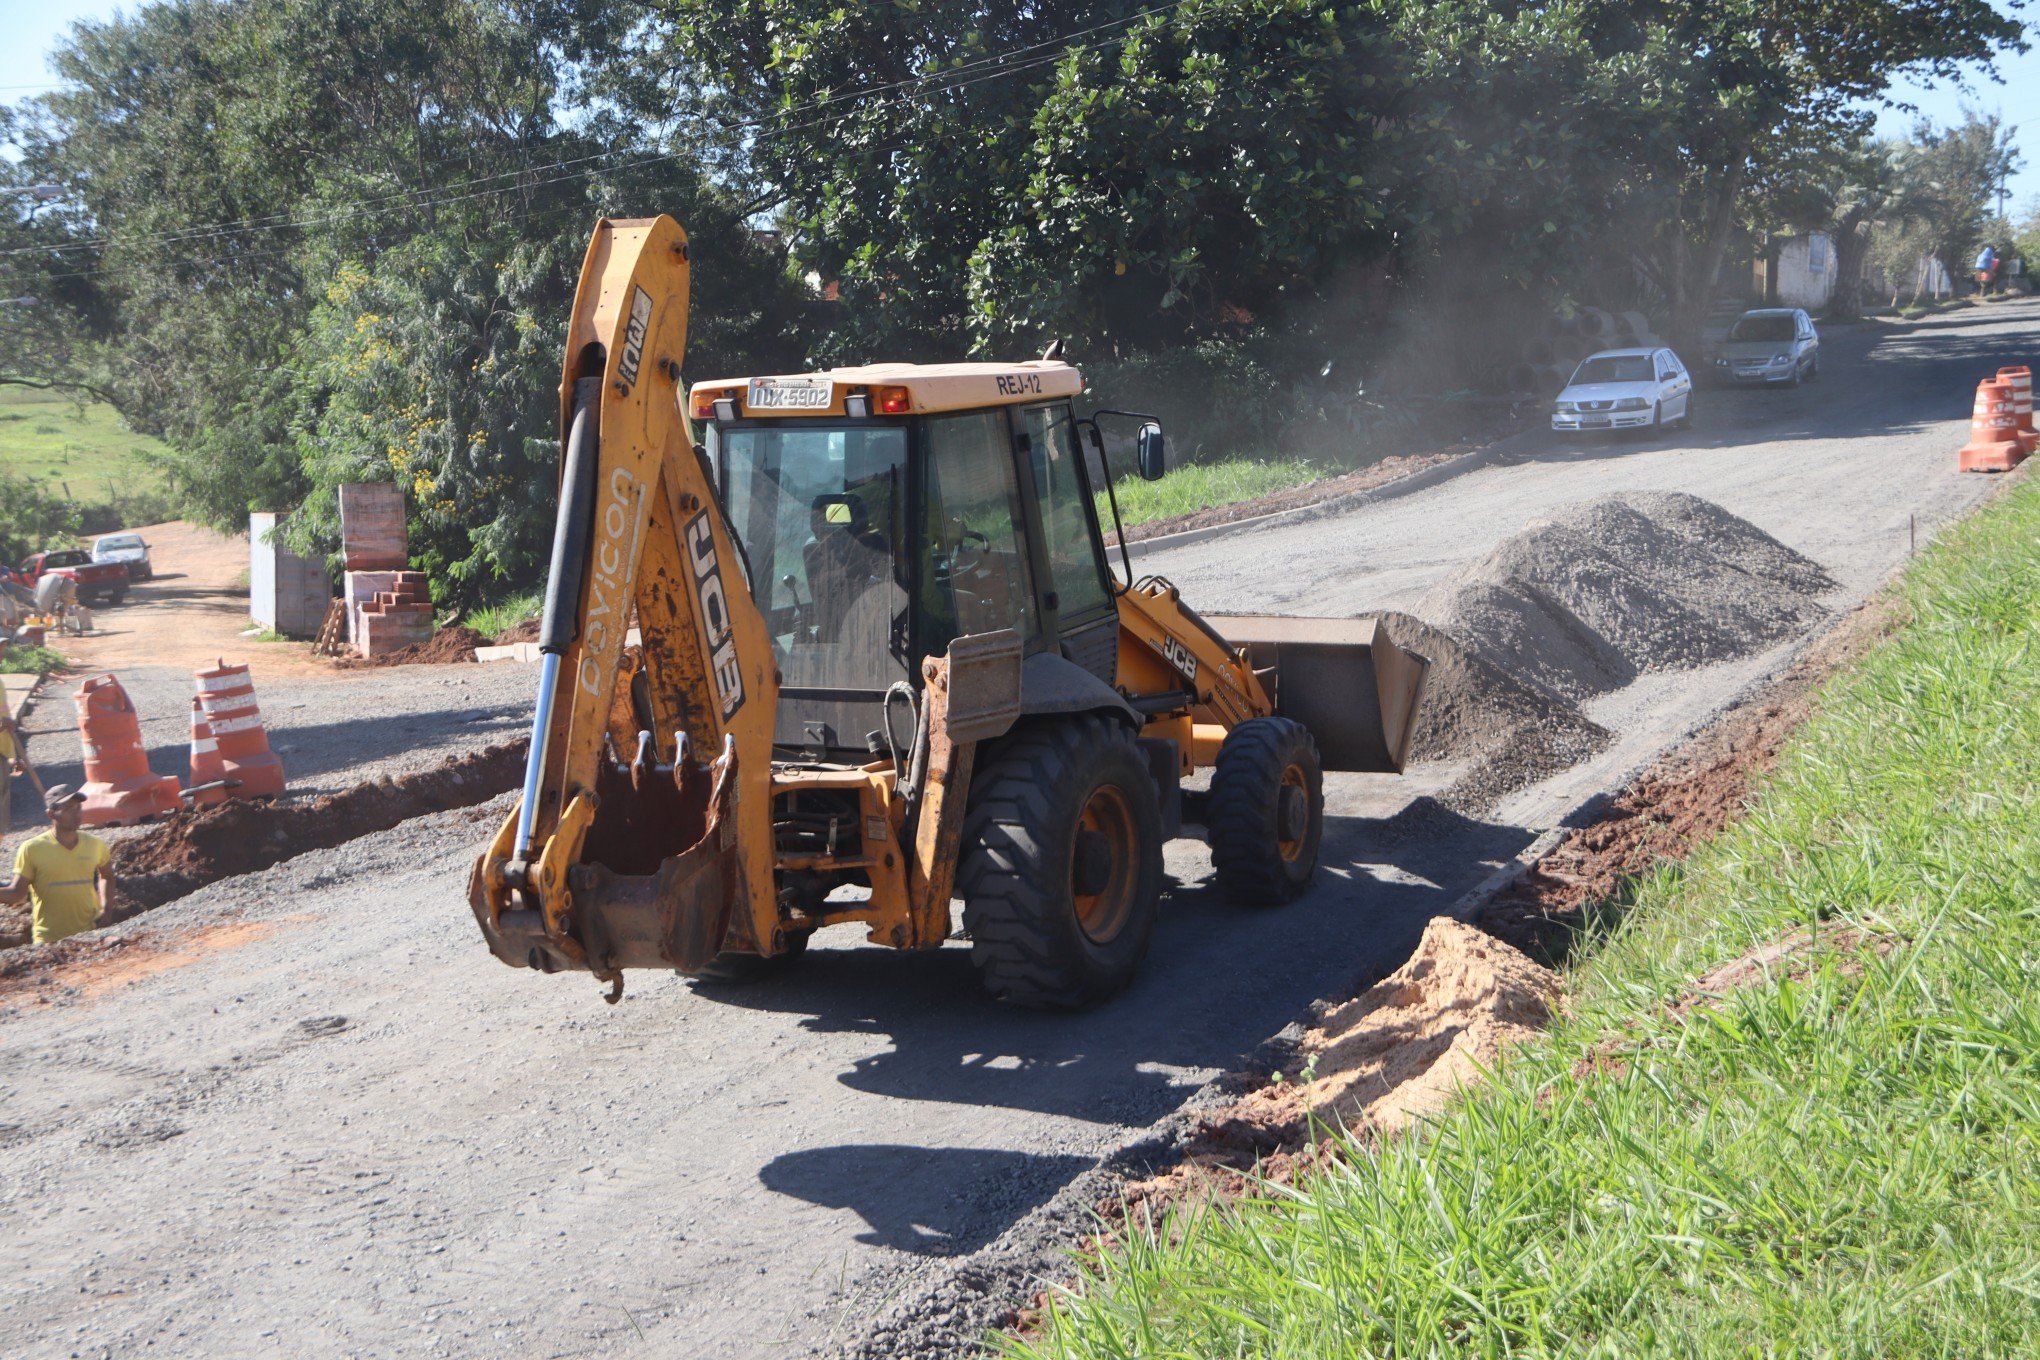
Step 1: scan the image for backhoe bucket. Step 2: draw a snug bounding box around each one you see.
[1209,614,1429,772]
[470,737,743,976]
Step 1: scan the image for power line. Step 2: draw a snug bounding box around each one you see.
[2,2,1187,269]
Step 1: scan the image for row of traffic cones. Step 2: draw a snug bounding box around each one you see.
[71,660,286,827]
[1959,366,2035,473]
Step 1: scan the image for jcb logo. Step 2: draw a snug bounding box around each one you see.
[687,510,746,721]
[1163,635,1198,684]
[617,287,653,391]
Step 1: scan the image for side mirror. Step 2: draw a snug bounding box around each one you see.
[1136,423,1166,482]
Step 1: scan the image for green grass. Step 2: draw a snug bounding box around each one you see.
[463,588,543,639]
[0,644,68,675]
[1012,473,2040,1358]
[1101,456,1321,529]
[0,385,170,501]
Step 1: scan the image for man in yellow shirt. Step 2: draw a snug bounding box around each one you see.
[1,785,116,945]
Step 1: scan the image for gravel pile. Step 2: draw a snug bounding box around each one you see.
[1392,492,1837,809]
[1378,611,1611,809]
[1419,492,1838,702]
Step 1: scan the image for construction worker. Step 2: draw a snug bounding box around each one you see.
[0,713,22,839]
[0,784,116,945]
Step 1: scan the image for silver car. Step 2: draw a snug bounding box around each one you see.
[1712,308,1819,386]
[91,532,153,582]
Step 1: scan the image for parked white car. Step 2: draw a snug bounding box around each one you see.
[1551,348,1693,434]
[1711,308,1819,385]
[90,532,153,582]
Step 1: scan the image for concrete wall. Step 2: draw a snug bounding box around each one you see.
[248,513,333,637]
[1772,233,1837,309]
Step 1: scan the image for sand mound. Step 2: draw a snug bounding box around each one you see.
[1232,917,1559,1138]
[1377,611,1609,806]
[1419,492,1837,702]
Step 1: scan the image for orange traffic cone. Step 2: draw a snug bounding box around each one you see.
[193,660,286,800]
[1995,366,2037,454]
[74,674,183,826]
[1959,380,2028,473]
[186,696,228,808]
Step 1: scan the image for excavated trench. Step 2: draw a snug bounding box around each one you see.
[0,740,526,954]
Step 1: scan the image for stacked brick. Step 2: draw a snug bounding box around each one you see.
[357,570,435,654]
[336,482,437,657]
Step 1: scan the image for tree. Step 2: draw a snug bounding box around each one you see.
[1573,0,2022,347]
[5,0,815,604]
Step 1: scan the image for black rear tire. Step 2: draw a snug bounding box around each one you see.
[1206,717,1324,905]
[960,715,1163,1009]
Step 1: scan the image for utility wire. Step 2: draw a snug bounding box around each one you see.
[2,2,1187,268]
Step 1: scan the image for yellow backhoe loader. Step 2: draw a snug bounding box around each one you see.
[470,215,1429,1007]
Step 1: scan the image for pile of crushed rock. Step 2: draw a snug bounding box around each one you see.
[1388,492,1837,808]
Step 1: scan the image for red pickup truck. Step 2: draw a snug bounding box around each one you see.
[10,549,129,607]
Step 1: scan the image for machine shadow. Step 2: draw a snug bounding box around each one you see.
[757,1144,1091,1255]
[695,797,1532,1129]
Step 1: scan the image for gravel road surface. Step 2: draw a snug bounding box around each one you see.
[0,302,2029,1359]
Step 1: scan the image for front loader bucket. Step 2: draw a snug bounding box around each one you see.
[1209,614,1429,773]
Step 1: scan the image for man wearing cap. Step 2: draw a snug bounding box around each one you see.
[0,785,115,945]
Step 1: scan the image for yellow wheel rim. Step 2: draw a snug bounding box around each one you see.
[1278,763,1309,863]
[1073,785,1138,944]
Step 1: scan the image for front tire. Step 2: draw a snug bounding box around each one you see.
[1207,717,1324,905]
[960,716,1163,1009]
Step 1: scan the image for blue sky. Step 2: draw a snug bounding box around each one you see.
[6,3,2040,213]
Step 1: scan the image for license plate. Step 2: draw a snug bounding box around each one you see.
[747,378,832,411]
[1581,417,1611,428]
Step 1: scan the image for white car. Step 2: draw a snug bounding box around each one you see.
[90,532,154,582]
[1551,348,1693,434]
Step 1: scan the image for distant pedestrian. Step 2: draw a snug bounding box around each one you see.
[0,784,115,945]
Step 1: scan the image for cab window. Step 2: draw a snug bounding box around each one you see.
[1020,404,1114,623]
[919,410,1036,657]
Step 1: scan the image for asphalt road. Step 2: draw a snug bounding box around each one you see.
[0,301,2027,1359]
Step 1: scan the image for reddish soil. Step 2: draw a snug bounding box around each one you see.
[0,919,281,1009]
[494,617,541,645]
[102,738,525,913]
[335,624,490,668]
[1477,592,1904,960]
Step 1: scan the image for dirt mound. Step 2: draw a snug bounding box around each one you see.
[1235,916,1559,1138]
[337,624,489,668]
[1419,492,1838,702]
[1378,610,1609,807]
[1115,918,1561,1219]
[493,616,541,645]
[107,739,526,912]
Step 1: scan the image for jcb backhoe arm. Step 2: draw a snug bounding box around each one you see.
[468,216,779,998]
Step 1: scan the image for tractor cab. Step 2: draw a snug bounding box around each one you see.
[689,362,1162,760]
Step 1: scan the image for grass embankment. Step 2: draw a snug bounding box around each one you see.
[0,386,170,500]
[0,644,68,676]
[464,588,542,638]
[1101,456,1320,528]
[1014,472,2040,1357]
